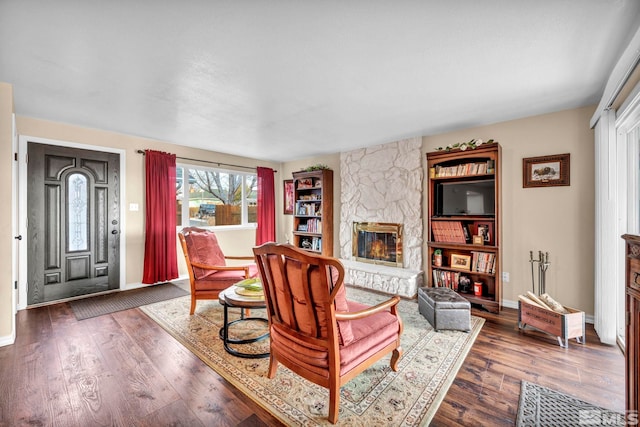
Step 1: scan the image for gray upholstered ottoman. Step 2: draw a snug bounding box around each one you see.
[418,287,471,332]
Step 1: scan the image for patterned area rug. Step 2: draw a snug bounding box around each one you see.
[70,282,188,320]
[141,287,484,426]
[516,381,625,427]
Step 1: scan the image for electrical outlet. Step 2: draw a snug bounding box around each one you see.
[502,272,510,282]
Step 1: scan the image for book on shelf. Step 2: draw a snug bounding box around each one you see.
[432,269,462,291]
[312,237,322,252]
[432,220,467,243]
[303,218,322,233]
[434,161,490,177]
[470,251,496,274]
[297,202,321,216]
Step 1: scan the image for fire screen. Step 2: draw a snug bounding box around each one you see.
[352,222,403,267]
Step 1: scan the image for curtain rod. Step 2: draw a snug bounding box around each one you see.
[136,150,276,173]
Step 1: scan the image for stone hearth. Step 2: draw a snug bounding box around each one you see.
[341,259,423,298]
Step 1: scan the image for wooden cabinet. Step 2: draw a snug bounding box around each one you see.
[292,169,333,256]
[426,143,502,313]
[623,234,640,417]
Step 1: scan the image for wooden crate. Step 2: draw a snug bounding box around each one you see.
[518,300,586,348]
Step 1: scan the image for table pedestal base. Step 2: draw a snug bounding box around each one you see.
[218,293,270,359]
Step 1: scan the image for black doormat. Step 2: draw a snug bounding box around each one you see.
[70,282,189,320]
[516,381,624,427]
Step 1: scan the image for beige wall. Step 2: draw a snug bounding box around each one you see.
[278,106,595,313]
[15,116,281,285]
[423,105,596,313]
[0,83,14,340]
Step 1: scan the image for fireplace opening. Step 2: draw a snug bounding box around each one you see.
[352,222,403,267]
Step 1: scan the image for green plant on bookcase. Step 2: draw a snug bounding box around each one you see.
[435,138,497,152]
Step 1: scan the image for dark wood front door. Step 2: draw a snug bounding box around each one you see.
[27,143,120,304]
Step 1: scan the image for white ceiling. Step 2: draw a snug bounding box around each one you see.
[1,1,639,162]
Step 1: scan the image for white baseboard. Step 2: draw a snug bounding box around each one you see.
[502,298,594,324]
[501,298,518,310]
[0,331,16,347]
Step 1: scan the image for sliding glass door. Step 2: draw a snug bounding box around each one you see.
[615,107,640,347]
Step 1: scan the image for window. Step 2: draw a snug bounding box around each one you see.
[176,165,257,228]
[67,172,89,251]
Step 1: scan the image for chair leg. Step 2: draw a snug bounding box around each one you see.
[190,295,196,315]
[267,356,278,378]
[390,347,402,372]
[328,384,340,424]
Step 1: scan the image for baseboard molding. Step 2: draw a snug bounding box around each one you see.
[121,275,189,291]
[0,330,16,347]
[502,298,594,324]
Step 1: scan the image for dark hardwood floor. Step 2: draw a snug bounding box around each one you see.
[432,307,624,426]
[0,298,624,426]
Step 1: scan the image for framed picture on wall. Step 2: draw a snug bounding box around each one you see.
[283,179,294,215]
[523,153,570,188]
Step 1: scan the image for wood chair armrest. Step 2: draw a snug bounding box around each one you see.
[189,262,250,273]
[334,296,400,321]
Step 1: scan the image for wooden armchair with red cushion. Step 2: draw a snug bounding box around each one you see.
[252,243,403,424]
[179,227,259,315]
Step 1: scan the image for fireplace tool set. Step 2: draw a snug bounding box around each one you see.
[528,250,550,295]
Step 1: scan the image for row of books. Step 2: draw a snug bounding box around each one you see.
[298,218,322,233]
[296,202,322,216]
[434,160,494,177]
[431,221,469,243]
[432,269,463,291]
[471,251,496,274]
[298,194,321,201]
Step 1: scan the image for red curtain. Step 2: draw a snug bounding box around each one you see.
[142,150,179,284]
[256,167,276,245]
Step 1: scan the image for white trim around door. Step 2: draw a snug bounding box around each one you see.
[17,135,127,310]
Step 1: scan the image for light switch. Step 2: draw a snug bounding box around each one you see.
[129,203,139,211]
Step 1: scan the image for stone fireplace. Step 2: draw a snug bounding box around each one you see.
[339,137,424,298]
[352,222,403,268]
